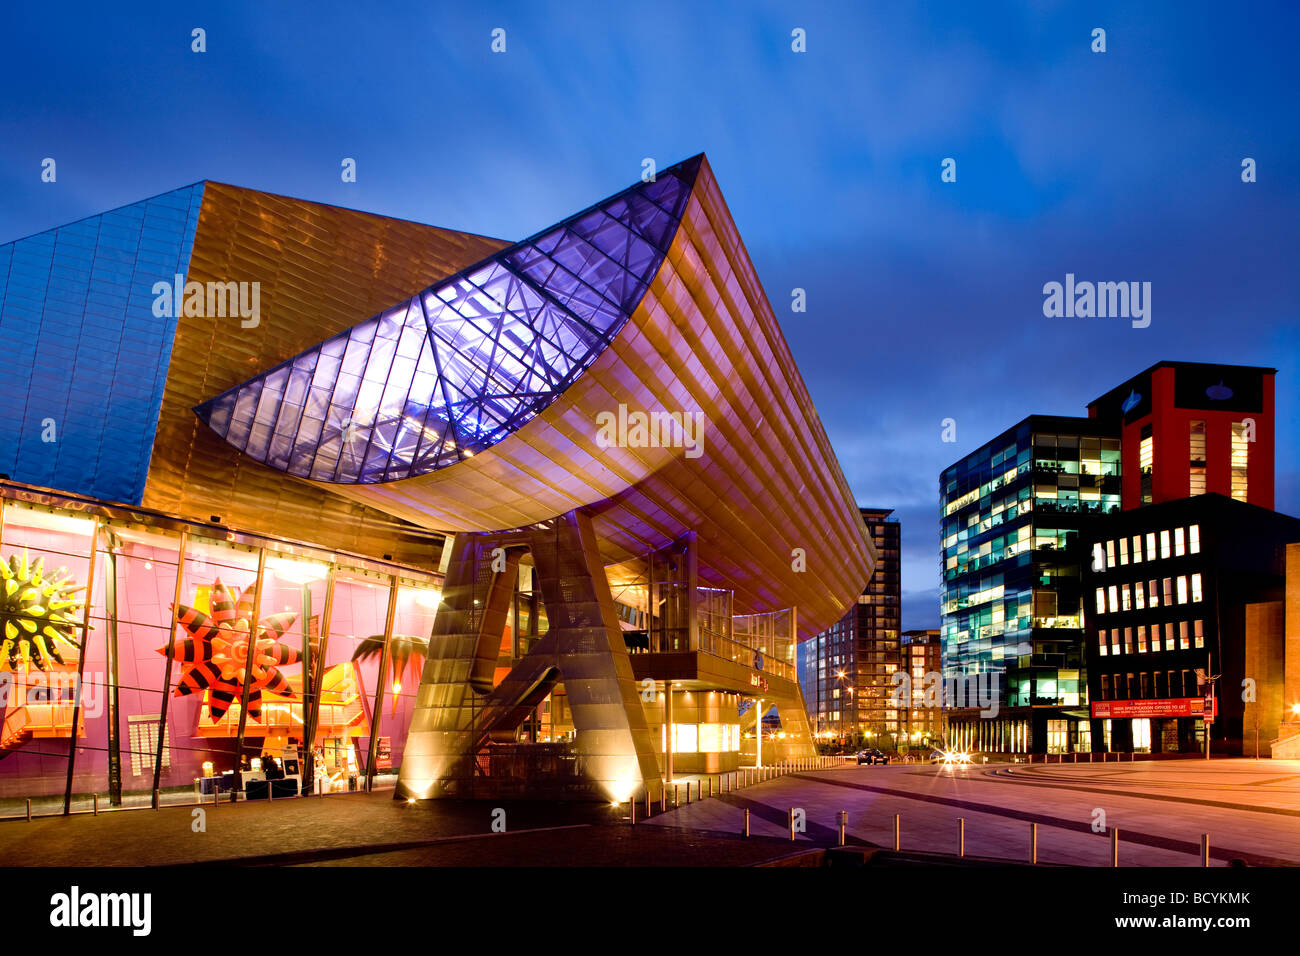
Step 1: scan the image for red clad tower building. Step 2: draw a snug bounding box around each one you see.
[1088,362,1275,512]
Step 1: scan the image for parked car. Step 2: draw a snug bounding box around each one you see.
[856,749,888,765]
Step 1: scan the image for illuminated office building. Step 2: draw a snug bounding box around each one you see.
[942,361,1292,756]
[941,416,1118,754]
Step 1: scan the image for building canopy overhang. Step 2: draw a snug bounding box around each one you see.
[194,155,874,637]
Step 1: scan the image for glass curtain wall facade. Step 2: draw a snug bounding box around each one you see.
[940,416,1119,752]
[0,484,439,817]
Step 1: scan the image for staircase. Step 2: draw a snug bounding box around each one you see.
[0,706,32,756]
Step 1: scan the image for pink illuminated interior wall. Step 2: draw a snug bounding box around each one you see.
[0,507,435,802]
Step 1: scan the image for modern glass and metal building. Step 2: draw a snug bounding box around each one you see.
[0,155,875,812]
[940,415,1120,753]
[942,361,1294,756]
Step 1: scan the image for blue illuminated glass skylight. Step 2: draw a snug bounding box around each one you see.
[196,157,700,484]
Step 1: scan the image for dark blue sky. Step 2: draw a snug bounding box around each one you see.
[2,1,1297,628]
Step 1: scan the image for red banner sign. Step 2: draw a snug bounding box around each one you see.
[1091,697,1218,719]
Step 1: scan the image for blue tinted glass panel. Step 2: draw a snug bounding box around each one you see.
[0,183,205,502]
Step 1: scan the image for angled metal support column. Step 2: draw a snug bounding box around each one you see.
[396,509,662,801]
[772,692,818,761]
[394,533,485,799]
[515,509,661,801]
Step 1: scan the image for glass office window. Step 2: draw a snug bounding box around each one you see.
[1189,420,1207,495]
[1194,619,1204,649]
[1189,524,1201,554]
[1132,719,1151,752]
[1139,428,1154,505]
[1231,422,1250,501]
[1132,534,1143,563]
[1174,527,1185,556]
[1160,530,1171,559]
[1191,573,1203,602]
[1176,576,1188,605]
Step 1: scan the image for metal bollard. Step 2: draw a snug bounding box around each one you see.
[1111,828,1120,866]
[646,788,652,817]
[94,793,99,816]
[674,784,679,807]
[1202,833,1210,867]
[661,786,667,813]
[958,818,965,857]
[26,799,31,822]
[743,808,750,837]
[838,810,847,846]
[1030,822,1038,864]
[708,776,713,798]
[893,813,900,851]
[788,807,796,841]
[631,797,637,825]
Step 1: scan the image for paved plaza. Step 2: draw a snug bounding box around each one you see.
[649,758,1300,866]
[1,758,1298,866]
